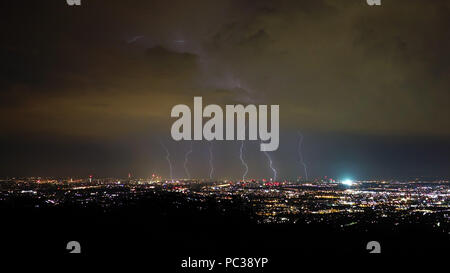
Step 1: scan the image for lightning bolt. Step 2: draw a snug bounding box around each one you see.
[263,150,277,181]
[239,140,249,181]
[160,141,173,182]
[184,142,193,179]
[297,131,309,181]
[208,142,214,180]
[127,35,144,44]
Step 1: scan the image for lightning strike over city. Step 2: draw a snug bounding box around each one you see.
[208,142,214,180]
[160,141,173,182]
[263,150,277,182]
[184,142,193,179]
[240,140,249,181]
[1,0,449,264]
[297,131,309,181]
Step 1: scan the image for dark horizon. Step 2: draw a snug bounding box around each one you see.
[1,131,449,180]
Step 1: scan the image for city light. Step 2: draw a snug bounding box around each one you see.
[342,179,354,186]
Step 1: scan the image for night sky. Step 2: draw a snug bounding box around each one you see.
[1,0,449,179]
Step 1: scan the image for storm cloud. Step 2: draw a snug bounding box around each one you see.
[1,0,449,178]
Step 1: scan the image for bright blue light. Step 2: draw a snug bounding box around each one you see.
[342,179,353,186]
